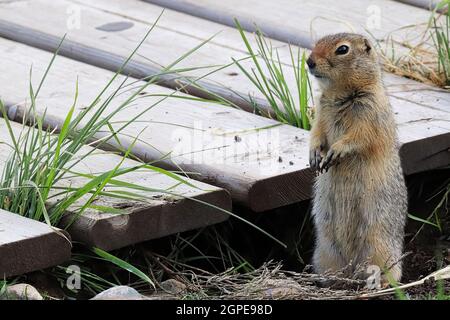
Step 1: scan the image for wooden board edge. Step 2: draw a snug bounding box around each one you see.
[400,132,450,175]
[64,188,231,250]
[248,168,314,212]
[0,225,72,278]
[249,129,450,212]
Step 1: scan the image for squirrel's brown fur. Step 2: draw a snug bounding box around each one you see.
[307,33,407,283]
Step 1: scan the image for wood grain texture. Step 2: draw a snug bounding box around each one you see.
[0,37,313,211]
[145,0,433,47]
[0,210,71,277]
[0,120,230,251]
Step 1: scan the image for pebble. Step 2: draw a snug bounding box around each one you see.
[91,286,148,300]
[1,283,43,300]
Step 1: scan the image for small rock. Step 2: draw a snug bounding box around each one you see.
[25,272,65,299]
[91,286,148,300]
[2,284,43,300]
[234,135,242,142]
[160,279,186,295]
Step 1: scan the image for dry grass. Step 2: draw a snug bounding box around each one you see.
[138,260,450,300]
[142,259,372,300]
[378,36,445,87]
[374,5,450,89]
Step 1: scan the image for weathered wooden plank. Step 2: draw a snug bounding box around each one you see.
[0,0,268,109]
[145,0,434,47]
[0,120,230,250]
[0,209,71,277]
[0,37,313,212]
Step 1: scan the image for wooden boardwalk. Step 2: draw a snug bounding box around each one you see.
[0,38,313,212]
[0,1,448,177]
[0,120,230,251]
[0,0,448,276]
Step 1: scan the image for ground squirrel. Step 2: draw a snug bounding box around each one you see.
[307,33,408,283]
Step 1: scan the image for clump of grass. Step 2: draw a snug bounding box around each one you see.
[0,58,165,226]
[232,19,312,129]
[0,16,227,227]
[431,0,450,86]
[375,33,444,86]
[0,18,169,226]
[374,0,450,89]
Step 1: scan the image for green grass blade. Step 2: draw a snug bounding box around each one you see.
[92,247,155,289]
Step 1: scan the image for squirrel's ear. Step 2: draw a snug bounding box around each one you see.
[363,38,372,53]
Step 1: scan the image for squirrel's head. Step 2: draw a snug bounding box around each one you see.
[307,33,380,90]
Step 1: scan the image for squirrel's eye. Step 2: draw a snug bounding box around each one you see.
[335,45,349,55]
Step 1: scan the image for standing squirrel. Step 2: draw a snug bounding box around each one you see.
[307,33,407,283]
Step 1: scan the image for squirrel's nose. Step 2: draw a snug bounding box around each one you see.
[306,57,316,69]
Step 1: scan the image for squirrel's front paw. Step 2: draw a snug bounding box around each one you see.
[319,147,343,172]
[309,147,323,171]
